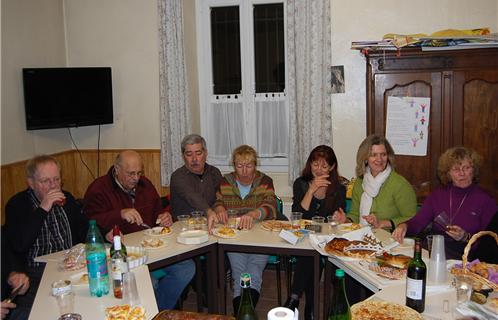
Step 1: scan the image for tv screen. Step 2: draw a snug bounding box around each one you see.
[22,67,114,130]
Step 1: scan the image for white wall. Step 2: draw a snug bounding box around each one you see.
[63,0,160,150]
[1,0,70,164]
[330,0,498,180]
[2,0,496,197]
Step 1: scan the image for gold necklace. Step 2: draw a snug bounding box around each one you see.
[449,189,469,225]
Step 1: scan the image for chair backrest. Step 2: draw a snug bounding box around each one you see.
[275,195,287,220]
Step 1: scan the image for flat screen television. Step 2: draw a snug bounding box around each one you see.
[22,67,114,130]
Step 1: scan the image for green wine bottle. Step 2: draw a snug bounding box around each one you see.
[405,238,426,313]
[236,273,258,320]
[328,269,351,320]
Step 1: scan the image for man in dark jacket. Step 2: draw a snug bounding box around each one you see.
[4,155,88,318]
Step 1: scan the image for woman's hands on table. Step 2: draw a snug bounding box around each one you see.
[392,223,407,243]
[364,214,392,230]
[238,212,258,230]
[332,208,347,224]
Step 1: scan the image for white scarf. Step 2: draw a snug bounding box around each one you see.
[359,164,392,225]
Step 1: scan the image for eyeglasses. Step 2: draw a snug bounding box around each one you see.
[235,163,255,169]
[124,171,144,178]
[36,177,61,186]
[450,165,472,173]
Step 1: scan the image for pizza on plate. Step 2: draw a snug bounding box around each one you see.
[261,220,293,232]
[351,300,422,320]
[105,304,146,320]
[215,226,237,238]
[141,238,164,248]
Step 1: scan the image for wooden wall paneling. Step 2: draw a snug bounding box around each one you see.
[2,149,170,225]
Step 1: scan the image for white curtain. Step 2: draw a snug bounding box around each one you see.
[206,93,288,161]
[157,0,191,185]
[286,0,332,184]
[255,92,288,158]
[206,95,245,161]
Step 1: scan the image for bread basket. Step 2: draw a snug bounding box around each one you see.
[450,230,498,291]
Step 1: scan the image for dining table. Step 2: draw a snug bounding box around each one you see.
[28,262,157,320]
[215,223,322,317]
[28,220,484,319]
[320,228,474,320]
[31,222,219,319]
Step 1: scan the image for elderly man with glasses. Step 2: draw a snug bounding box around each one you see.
[4,155,89,319]
[83,150,195,310]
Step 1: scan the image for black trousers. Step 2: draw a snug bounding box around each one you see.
[289,256,323,307]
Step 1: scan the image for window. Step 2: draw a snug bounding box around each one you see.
[196,0,288,172]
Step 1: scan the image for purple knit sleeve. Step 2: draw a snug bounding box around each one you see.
[405,194,438,236]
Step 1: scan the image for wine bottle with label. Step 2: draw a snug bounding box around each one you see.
[405,238,426,313]
[111,235,128,299]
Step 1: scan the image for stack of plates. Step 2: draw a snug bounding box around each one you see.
[177,230,209,245]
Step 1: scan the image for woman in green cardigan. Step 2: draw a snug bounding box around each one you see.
[334,134,417,232]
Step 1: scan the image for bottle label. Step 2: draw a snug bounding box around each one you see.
[111,259,127,280]
[87,252,108,278]
[406,278,423,300]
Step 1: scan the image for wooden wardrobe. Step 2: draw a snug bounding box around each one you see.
[364,48,498,202]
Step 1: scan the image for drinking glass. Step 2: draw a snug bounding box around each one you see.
[434,211,450,229]
[122,272,140,307]
[454,275,473,303]
[55,292,74,315]
[177,214,190,232]
[227,210,238,229]
[190,211,204,230]
[327,215,338,234]
[290,212,303,229]
[312,216,325,225]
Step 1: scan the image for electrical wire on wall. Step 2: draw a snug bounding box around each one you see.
[68,128,95,180]
[97,125,101,177]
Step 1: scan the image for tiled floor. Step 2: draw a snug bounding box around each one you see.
[182,266,324,319]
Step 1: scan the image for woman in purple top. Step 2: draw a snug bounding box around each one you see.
[393,147,497,259]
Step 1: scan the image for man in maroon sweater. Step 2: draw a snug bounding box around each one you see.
[83,150,195,310]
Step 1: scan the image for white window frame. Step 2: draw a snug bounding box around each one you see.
[196,0,288,173]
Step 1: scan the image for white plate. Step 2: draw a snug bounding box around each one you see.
[337,223,362,233]
[140,238,166,250]
[70,271,89,286]
[213,227,239,239]
[143,226,172,237]
[398,238,415,249]
[177,230,209,245]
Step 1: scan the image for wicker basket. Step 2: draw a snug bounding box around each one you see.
[450,230,498,291]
